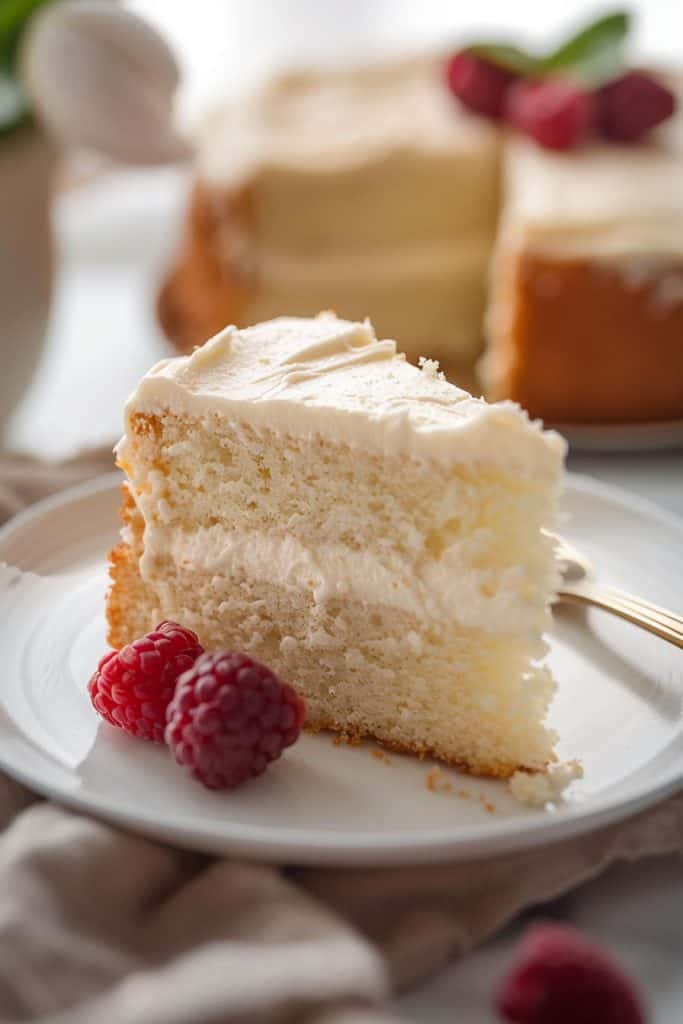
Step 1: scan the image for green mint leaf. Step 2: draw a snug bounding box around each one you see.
[542,11,631,84]
[466,43,541,78]
[462,10,631,86]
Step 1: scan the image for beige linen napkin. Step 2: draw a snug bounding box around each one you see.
[0,451,681,1024]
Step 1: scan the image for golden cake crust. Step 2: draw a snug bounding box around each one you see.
[488,253,683,423]
[158,184,255,353]
[106,484,156,649]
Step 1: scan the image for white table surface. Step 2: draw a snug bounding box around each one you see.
[5,2,683,1018]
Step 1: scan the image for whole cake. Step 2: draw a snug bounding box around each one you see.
[109,314,566,778]
[159,58,500,377]
[159,55,683,424]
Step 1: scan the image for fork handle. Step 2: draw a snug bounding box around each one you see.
[558,582,683,649]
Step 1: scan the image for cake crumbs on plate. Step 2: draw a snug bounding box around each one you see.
[425,769,496,810]
[509,759,584,808]
[478,795,497,814]
[426,766,452,792]
[372,749,392,765]
[332,733,363,748]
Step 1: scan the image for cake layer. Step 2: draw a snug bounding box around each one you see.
[196,58,500,246]
[140,525,557,634]
[120,411,560,634]
[245,237,491,365]
[158,186,492,364]
[109,537,556,778]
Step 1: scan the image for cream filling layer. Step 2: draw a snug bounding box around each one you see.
[138,521,557,636]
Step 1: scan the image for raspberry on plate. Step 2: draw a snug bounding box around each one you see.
[506,78,594,151]
[496,922,645,1024]
[598,70,676,142]
[445,52,518,120]
[166,651,306,790]
[88,621,204,743]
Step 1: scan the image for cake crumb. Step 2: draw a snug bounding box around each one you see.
[372,749,392,765]
[332,732,363,748]
[418,356,446,381]
[509,760,584,808]
[478,795,497,814]
[426,766,453,793]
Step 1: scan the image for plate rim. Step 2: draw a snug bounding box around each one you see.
[0,742,680,867]
[0,470,681,866]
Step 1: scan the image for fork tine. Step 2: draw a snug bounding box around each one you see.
[599,586,683,632]
[558,584,683,648]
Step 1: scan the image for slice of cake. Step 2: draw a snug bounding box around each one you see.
[158,57,500,376]
[483,76,683,423]
[108,314,566,778]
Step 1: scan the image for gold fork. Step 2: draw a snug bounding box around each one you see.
[554,536,683,649]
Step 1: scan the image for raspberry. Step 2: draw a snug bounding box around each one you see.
[165,651,306,790]
[89,621,204,743]
[597,70,676,142]
[506,78,594,150]
[496,923,645,1024]
[445,52,518,120]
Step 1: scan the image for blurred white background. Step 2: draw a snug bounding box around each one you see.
[130,0,683,122]
[6,0,683,496]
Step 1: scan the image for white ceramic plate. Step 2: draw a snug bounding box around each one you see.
[0,473,681,866]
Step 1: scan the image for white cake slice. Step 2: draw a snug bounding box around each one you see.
[109,314,565,778]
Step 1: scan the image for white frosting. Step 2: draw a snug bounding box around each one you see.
[195,56,499,184]
[122,314,565,473]
[502,72,683,259]
[140,522,556,634]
